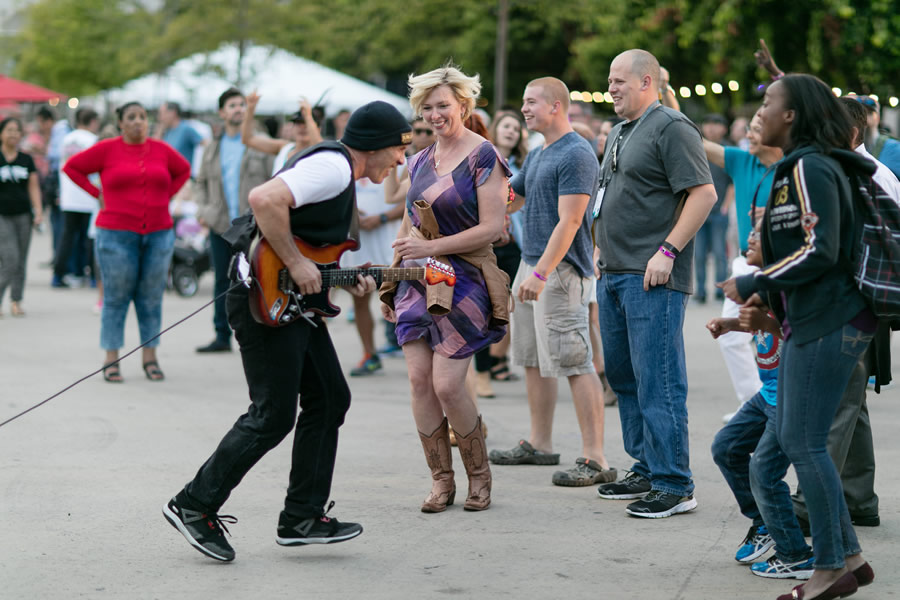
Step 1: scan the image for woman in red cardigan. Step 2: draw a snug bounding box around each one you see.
[64,102,190,382]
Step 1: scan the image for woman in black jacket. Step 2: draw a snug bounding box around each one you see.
[722,74,875,600]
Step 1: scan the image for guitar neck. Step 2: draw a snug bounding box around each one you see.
[320,267,425,287]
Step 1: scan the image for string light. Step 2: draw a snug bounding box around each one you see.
[728,80,740,91]
[711,83,723,94]
[890,97,899,108]
[832,87,842,97]
[67,98,79,109]
[679,86,691,98]
[695,84,707,96]
[592,92,605,103]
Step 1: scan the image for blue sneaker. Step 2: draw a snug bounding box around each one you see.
[736,524,775,563]
[750,553,815,579]
[350,354,382,377]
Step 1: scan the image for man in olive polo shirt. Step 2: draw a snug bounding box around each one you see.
[594,49,717,518]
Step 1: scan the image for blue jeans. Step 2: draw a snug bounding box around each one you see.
[95,228,175,350]
[777,323,873,569]
[712,392,812,562]
[596,273,693,496]
[694,213,728,299]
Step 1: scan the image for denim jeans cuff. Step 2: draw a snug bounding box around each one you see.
[776,547,813,564]
[652,484,693,497]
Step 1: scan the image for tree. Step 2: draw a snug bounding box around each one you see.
[12,0,154,96]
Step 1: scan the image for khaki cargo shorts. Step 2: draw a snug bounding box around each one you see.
[511,260,594,378]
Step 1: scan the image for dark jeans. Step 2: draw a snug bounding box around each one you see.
[694,213,728,299]
[793,353,879,520]
[712,392,812,562]
[777,323,873,569]
[184,287,352,519]
[54,211,93,279]
[209,232,233,343]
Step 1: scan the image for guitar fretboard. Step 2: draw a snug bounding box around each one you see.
[320,267,426,287]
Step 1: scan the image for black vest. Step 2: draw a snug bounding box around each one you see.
[280,141,356,246]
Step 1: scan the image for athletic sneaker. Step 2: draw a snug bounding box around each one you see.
[735,524,776,563]
[276,502,363,546]
[162,496,237,562]
[597,471,651,499]
[625,490,697,518]
[350,354,382,377]
[750,554,815,579]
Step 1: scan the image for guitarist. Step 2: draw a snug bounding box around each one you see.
[164,101,412,562]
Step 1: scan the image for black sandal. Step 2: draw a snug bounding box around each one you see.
[490,356,520,382]
[143,361,165,381]
[103,364,124,383]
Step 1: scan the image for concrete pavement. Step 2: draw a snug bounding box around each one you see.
[2,232,898,599]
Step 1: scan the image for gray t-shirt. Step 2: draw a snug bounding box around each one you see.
[594,104,712,293]
[510,132,600,278]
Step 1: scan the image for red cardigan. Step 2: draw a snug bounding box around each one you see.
[63,137,191,234]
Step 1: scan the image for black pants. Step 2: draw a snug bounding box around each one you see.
[54,211,93,279]
[184,287,352,519]
[209,232,232,343]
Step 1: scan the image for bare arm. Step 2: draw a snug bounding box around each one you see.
[247,178,322,295]
[517,193,590,302]
[28,172,43,225]
[644,182,717,290]
[508,191,524,214]
[384,165,411,204]
[241,91,290,156]
[703,138,725,168]
[721,183,734,215]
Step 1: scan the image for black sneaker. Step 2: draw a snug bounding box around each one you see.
[597,471,651,499]
[276,501,363,546]
[163,496,237,561]
[625,490,697,518]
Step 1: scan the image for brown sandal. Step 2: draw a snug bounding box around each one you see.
[143,361,165,381]
[103,364,124,383]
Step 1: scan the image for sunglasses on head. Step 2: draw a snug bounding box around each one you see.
[854,96,877,108]
[414,128,433,135]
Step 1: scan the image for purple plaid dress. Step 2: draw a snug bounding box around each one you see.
[394,141,511,359]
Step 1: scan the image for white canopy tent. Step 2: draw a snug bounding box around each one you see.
[99,44,411,117]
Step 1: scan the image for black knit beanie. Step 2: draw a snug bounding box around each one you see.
[341,101,412,150]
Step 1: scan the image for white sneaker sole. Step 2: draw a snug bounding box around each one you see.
[626,496,698,518]
[597,489,649,500]
[750,565,814,580]
[276,527,363,546]
[736,540,776,563]
[162,502,233,562]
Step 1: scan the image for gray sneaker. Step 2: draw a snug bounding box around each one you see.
[488,440,560,465]
[552,458,617,487]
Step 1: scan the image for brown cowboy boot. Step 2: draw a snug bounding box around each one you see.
[418,418,456,513]
[455,415,492,511]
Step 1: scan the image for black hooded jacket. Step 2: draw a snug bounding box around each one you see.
[735,145,876,344]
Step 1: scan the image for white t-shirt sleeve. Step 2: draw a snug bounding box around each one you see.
[276,151,353,208]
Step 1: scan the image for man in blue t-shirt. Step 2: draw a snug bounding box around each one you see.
[703,114,782,423]
[708,230,814,580]
[489,76,616,489]
[158,101,205,167]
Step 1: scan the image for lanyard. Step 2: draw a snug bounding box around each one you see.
[600,101,660,183]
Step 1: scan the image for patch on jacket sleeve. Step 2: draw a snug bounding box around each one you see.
[801,212,819,232]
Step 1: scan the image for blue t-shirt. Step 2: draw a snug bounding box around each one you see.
[723,146,777,252]
[877,136,900,180]
[219,133,245,221]
[510,132,599,277]
[164,121,204,165]
[755,326,780,406]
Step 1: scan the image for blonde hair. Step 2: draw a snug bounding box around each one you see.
[408,64,481,121]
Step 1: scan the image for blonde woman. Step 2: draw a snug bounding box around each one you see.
[381,65,511,512]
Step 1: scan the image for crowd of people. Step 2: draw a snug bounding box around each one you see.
[3,38,900,600]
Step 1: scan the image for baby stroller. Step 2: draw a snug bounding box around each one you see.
[169,216,211,297]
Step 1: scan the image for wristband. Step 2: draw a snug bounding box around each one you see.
[658,246,676,259]
[533,270,548,282]
[772,72,785,81]
[660,241,680,258]
[379,213,388,224]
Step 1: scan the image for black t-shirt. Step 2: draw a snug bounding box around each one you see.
[0,151,37,216]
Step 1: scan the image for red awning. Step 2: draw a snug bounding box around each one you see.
[0,74,66,102]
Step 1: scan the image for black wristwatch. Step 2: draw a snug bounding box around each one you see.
[661,241,680,258]
[379,213,388,224]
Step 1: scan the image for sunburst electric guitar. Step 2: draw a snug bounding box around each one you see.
[248,236,456,327]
